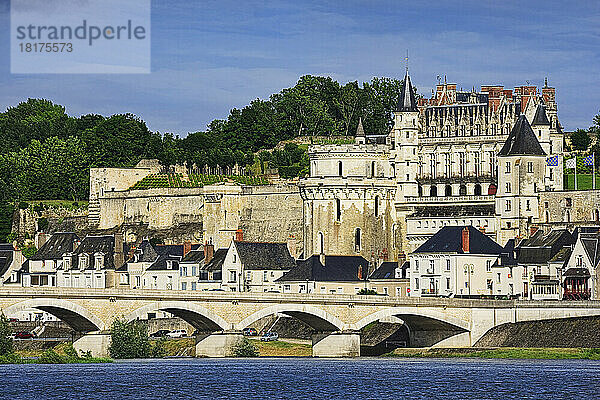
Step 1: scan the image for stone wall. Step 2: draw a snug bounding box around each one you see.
[12,206,89,239]
[474,316,600,348]
[537,189,600,226]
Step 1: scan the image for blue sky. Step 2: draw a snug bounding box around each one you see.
[0,0,599,135]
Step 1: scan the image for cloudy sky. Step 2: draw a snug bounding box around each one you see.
[0,0,598,135]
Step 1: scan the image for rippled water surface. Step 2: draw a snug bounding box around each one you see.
[4,358,600,399]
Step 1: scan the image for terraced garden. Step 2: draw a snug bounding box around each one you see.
[130,173,270,190]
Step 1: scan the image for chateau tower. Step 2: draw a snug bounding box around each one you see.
[393,69,419,201]
[496,115,546,245]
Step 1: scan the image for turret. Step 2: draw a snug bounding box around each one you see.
[355,117,366,144]
[496,114,546,244]
[393,69,420,200]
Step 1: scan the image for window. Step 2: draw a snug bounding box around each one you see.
[64,258,71,271]
[497,273,501,283]
[415,260,419,271]
[336,198,341,221]
[506,182,511,193]
[246,271,251,281]
[191,282,196,291]
[181,282,187,290]
[318,232,324,254]
[338,161,343,176]
[79,255,88,270]
[233,254,236,263]
[429,259,435,274]
[505,161,511,173]
[371,161,376,178]
[446,277,450,290]
[229,270,237,283]
[180,266,187,277]
[526,200,531,211]
[505,200,511,212]
[135,276,141,288]
[415,278,419,290]
[486,279,493,290]
[283,285,291,293]
[191,266,197,276]
[374,195,379,217]
[565,198,572,207]
[486,260,492,272]
[354,228,361,252]
[263,271,268,282]
[527,162,533,173]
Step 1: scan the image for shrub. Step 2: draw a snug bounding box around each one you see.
[109,318,151,359]
[39,349,65,364]
[150,337,167,358]
[233,337,258,357]
[0,313,13,356]
[21,245,37,259]
[37,217,49,232]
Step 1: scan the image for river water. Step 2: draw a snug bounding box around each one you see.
[3,358,600,399]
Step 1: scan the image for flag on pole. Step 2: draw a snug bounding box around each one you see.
[583,155,594,166]
[584,153,596,190]
[546,156,559,166]
[566,158,577,169]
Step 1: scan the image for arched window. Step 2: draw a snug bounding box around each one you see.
[595,210,600,222]
[474,184,482,196]
[445,185,452,196]
[430,186,438,197]
[459,184,467,196]
[335,198,341,221]
[338,161,343,177]
[374,195,380,217]
[354,228,361,252]
[371,161,376,178]
[565,211,571,223]
[318,232,324,254]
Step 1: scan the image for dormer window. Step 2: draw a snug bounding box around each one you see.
[95,254,104,270]
[63,257,71,271]
[79,255,88,270]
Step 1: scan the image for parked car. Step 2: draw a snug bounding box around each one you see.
[260,332,278,342]
[149,329,171,338]
[166,329,187,338]
[14,331,34,339]
[243,328,258,336]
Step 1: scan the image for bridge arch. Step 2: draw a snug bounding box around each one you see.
[236,304,345,332]
[125,301,231,332]
[350,307,470,332]
[3,298,104,332]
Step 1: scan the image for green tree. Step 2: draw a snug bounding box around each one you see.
[108,318,151,359]
[0,313,13,356]
[232,337,258,357]
[571,129,592,151]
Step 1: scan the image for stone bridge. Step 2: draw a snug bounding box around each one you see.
[1,288,600,357]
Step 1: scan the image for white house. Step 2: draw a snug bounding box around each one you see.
[562,229,600,300]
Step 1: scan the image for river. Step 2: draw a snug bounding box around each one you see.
[3,358,600,399]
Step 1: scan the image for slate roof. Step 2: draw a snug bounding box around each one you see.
[203,248,227,272]
[146,243,201,271]
[276,255,369,282]
[413,226,505,255]
[498,114,546,156]
[235,241,296,270]
[30,232,79,261]
[369,261,409,280]
[181,249,205,263]
[580,233,600,268]
[531,104,550,126]
[72,235,118,270]
[516,229,574,264]
[396,70,418,112]
[0,243,14,277]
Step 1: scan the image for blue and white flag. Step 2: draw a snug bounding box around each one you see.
[583,154,594,166]
[546,155,559,166]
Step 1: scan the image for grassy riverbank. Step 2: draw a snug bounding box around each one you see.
[2,343,111,364]
[387,347,600,360]
[251,339,312,357]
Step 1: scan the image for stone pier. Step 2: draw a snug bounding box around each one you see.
[195,331,244,357]
[73,332,112,358]
[312,331,360,357]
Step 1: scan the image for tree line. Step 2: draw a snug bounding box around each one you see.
[0,75,406,207]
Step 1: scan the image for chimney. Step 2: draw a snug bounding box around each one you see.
[287,235,297,259]
[462,227,470,253]
[113,233,124,269]
[235,229,244,242]
[183,240,192,257]
[204,242,214,264]
[530,226,539,237]
[35,232,47,249]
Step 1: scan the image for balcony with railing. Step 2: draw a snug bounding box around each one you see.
[404,195,495,204]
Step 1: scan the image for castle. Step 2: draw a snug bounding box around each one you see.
[90,71,600,265]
